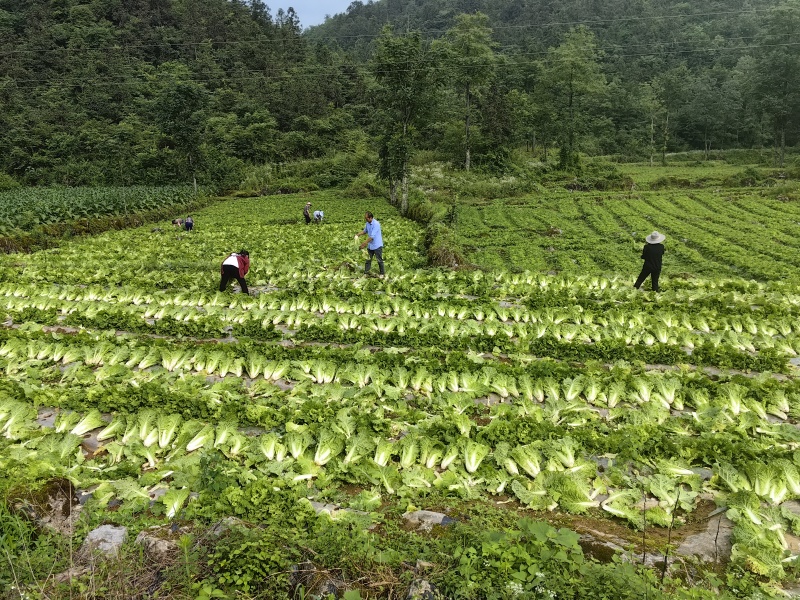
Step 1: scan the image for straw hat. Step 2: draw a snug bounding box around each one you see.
[305,202,311,206]
[646,231,665,244]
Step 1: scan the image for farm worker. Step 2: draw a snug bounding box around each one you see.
[219,250,250,294]
[313,210,324,223]
[634,231,665,292]
[355,211,384,277]
[303,202,312,225]
[184,215,194,231]
[171,218,183,227]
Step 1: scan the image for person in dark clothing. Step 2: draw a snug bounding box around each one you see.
[220,250,250,294]
[184,215,194,231]
[303,202,312,225]
[634,231,665,292]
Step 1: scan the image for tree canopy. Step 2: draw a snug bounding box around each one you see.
[0,0,798,186]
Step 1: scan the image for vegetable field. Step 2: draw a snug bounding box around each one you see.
[3,190,800,597]
[455,188,800,280]
[0,187,197,234]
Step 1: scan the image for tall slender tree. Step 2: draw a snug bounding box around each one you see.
[536,26,606,170]
[652,64,692,165]
[372,26,441,214]
[153,64,209,192]
[435,13,497,171]
[754,0,800,166]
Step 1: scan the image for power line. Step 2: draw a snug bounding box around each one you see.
[3,39,798,89]
[326,7,780,38]
[2,30,792,63]
[0,7,783,57]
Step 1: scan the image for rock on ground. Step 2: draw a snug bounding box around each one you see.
[81,525,128,558]
[402,510,457,532]
[407,578,440,599]
[12,478,82,536]
[290,561,343,599]
[135,524,192,563]
[676,512,733,563]
[208,516,245,538]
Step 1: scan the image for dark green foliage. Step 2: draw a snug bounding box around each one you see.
[1,0,798,185]
[425,222,467,267]
[0,1,368,186]
[0,501,71,591]
[722,167,767,187]
[0,174,20,192]
[438,517,664,599]
[203,521,301,598]
[231,320,281,341]
[561,161,635,191]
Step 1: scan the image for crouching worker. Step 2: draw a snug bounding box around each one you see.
[313,210,324,223]
[220,250,250,294]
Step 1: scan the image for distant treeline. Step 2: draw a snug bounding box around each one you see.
[0,0,798,187]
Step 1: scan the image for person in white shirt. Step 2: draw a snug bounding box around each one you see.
[219,250,250,294]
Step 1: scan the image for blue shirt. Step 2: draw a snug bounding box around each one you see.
[363,219,383,250]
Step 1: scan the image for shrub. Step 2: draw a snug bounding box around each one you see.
[721,167,764,187]
[200,148,246,192]
[344,172,386,198]
[0,173,20,192]
[204,525,297,598]
[439,518,662,600]
[410,149,447,165]
[241,151,377,193]
[649,176,693,190]
[425,222,466,267]
[406,188,450,225]
[562,161,634,191]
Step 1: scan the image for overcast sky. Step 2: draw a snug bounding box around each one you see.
[270,1,355,28]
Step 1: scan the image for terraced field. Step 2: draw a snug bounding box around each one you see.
[4,191,800,597]
[455,189,800,281]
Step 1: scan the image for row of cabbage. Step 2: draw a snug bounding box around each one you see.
[7,304,798,359]
[2,332,799,413]
[2,379,800,578]
[2,291,798,371]
[5,280,800,334]
[3,195,800,585]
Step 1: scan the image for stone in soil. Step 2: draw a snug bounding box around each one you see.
[675,512,733,563]
[403,510,457,532]
[407,579,440,600]
[81,525,128,558]
[135,524,193,563]
[12,477,81,536]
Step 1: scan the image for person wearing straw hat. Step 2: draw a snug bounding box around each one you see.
[634,231,665,292]
[303,202,312,225]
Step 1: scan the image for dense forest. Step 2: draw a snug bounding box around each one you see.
[0,0,798,188]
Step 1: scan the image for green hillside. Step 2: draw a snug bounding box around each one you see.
[1,0,798,187]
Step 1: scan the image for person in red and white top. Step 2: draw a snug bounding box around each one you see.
[219,250,250,294]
